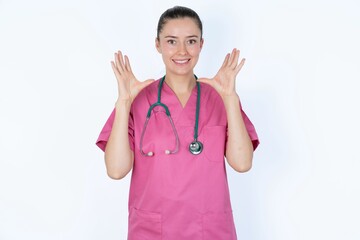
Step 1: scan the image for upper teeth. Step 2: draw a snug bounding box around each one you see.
[174,60,188,64]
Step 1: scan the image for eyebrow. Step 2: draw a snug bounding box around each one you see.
[164,35,199,39]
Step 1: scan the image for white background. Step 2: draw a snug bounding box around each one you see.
[0,0,359,239]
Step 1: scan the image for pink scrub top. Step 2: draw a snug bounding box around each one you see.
[96,79,259,240]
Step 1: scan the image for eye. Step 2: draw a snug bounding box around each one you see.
[167,39,176,45]
[188,39,197,45]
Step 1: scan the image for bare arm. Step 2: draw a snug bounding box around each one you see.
[197,48,254,172]
[104,51,154,179]
[104,99,134,179]
[222,94,253,172]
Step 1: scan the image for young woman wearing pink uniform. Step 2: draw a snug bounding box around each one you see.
[96,6,259,239]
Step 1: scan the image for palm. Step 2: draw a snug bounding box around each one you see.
[111,51,154,103]
[198,48,245,97]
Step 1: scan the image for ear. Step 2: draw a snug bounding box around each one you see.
[155,38,161,53]
[200,38,204,50]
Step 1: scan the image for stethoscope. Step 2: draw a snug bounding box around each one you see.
[139,75,203,157]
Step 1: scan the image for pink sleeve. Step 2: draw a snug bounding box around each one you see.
[240,108,260,151]
[95,108,135,152]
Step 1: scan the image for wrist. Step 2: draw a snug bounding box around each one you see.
[221,94,239,109]
[115,98,132,111]
[221,93,239,102]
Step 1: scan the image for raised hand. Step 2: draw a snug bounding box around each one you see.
[197,48,245,98]
[111,51,154,103]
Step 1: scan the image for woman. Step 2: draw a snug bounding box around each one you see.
[96,6,259,240]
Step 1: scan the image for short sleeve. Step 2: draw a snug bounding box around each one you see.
[95,108,135,152]
[240,108,260,151]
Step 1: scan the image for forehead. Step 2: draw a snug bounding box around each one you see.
[160,17,201,37]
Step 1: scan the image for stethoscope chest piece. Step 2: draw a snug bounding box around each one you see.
[189,140,203,155]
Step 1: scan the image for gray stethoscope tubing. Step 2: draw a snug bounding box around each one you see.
[139,75,203,156]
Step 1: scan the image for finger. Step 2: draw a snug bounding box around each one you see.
[230,49,240,70]
[227,48,237,67]
[118,51,126,72]
[235,58,246,75]
[114,52,122,73]
[111,61,126,91]
[111,61,121,78]
[115,51,125,73]
[221,53,230,69]
[124,55,132,72]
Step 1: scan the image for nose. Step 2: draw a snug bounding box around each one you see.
[178,42,187,55]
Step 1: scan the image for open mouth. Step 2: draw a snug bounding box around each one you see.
[172,59,191,65]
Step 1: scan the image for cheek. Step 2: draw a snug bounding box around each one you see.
[188,45,202,56]
[161,45,176,55]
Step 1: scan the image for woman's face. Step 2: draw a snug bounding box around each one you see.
[156,17,203,77]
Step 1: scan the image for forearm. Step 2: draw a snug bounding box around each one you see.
[223,94,253,172]
[104,99,134,179]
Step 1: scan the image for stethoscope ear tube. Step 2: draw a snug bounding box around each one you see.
[146,102,171,118]
[139,114,180,157]
[139,117,151,156]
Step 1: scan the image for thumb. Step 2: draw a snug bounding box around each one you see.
[197,77,213,86]
[139,79,155,89]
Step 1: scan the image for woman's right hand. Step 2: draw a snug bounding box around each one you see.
[111,50,154,103]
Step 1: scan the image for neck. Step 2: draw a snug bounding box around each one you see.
[164,72,196,94]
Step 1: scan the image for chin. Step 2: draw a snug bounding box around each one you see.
[168,64,197,76]
[169,69,194,76]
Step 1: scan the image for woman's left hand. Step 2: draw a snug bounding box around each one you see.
[197,48,245,98]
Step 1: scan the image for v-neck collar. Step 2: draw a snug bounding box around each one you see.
[163,80,198,110]
[161,80,199,126]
